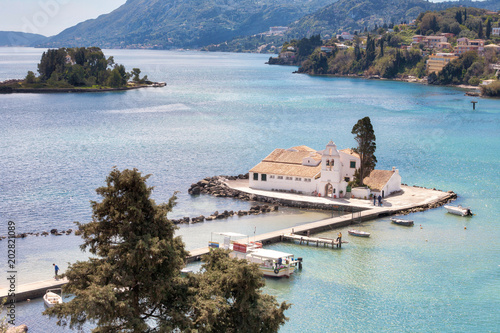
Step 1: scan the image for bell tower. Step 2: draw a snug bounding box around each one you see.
[320,141,341,194]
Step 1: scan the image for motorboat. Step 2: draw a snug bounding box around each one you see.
[444,205,473,217]
[209,232,300,278]
[391,218,414,226]
[347,229,370,237]
[245,248,300,278]
[43,288,63,307]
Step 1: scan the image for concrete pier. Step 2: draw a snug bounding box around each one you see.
[186,183,455,262]
[0,278,67,303]
[3,183,455,299]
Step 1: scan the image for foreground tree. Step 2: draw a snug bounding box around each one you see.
[351,117,377,186]
[188,249,290,333]
[45,168,290,332]
[44,168,189,332]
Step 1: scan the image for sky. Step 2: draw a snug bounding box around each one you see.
[0,0,126,36]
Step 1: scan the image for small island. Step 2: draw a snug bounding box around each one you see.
[0,47,165,93]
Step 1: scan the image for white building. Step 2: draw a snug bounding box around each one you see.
[492,27,500,36]
[249,141,360,198]
[363,168,402,198]
[249,141,402,199]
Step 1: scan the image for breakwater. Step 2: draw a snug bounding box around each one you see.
[188,175,367,212]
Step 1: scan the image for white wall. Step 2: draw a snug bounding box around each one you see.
[352,187,371,199]
[249,172,317,195]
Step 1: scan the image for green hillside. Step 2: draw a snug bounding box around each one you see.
[288,0,500,38]
[40,0,335,49]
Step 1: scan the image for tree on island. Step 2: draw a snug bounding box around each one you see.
[44,168,289,332]
[30,47,139,88]
[351,117,377,186]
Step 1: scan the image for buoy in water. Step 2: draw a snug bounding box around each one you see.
[464,226,467,230]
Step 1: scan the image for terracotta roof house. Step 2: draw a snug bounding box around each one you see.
[363,167,402,198]
[250,141,361,197]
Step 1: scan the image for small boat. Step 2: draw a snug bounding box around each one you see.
[444,205,473,217]
[245,248,300,278]
[209,232,300,278]
[347,229,370,237]
[43,288,63,307]
[391,218,414,226]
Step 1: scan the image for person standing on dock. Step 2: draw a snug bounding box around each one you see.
[53,263,59,278]
[378,195,382,206]
[337,232,342,248]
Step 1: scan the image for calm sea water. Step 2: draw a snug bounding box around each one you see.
[0,47,499,332]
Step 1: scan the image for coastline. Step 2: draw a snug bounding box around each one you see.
[0,81,166,94]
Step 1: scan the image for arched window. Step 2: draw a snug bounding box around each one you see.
[331,159,334,166]
[326,160,330,166]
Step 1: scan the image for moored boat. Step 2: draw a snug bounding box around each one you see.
[209,232,300,278]
[245,248,299,278]
[43,288,63,307]
[444,205,473,217]
[391,218,414,226]
[347,229,370,237]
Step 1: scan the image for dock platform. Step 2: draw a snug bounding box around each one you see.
[283,233,348,248]
[3,184,455,301]
[0,278,67,303]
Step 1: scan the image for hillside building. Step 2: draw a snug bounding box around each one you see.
[455,38,485,54]
[426,53,458,74]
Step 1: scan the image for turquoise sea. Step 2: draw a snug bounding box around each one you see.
[0,47,499,332]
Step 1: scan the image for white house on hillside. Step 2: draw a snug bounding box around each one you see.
[249,141,402,198]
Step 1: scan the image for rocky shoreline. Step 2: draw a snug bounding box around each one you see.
[0,79,166,94]
[170,204,279,225]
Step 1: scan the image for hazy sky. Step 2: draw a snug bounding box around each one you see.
[0,0,126,36]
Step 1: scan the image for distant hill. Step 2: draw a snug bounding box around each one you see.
[0,31,48,46]
[40,0,335,49]
[288,0,500,37]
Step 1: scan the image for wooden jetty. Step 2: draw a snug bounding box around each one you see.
[0,277,67,303]
[283,233,347,248]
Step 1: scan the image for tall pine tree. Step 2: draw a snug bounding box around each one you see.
[351,117,377,186]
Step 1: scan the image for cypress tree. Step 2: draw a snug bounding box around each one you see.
[486,19,492,39]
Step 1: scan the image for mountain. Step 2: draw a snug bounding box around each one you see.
[40,0,336,49]
[0,31,48,46]
[288,0,500,37]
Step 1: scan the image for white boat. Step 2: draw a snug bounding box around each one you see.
[43,288,63,307]
[391,218,414,226]
[347,229,370,237]
[444,205,473,217]
[209,232,300,278]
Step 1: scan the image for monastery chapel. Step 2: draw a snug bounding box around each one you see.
[249,141,402,198]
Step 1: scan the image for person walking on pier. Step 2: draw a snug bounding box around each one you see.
[53,263,59,278]
[378,195,382,207]
[337,232,342,248]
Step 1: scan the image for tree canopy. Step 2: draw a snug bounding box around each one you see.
[44,168,290,332]
[33,47,134,88]
[188,249,290,333]
[351,117,377,186]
